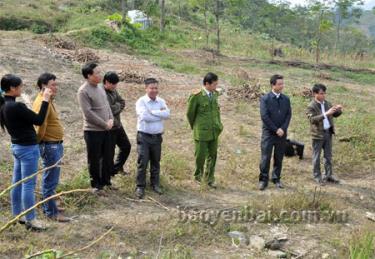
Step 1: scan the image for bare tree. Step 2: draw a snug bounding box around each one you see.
[121,0,127,17]
[159,0,166,32]
[213,0,224,53]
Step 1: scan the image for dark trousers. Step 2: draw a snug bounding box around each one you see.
[312,131,333,179]
[84,131,112,189]
[136,132,162,188]
[109,127,131,175]
[259,132,286,183]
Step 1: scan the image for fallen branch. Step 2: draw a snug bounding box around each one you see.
[25,249,57,259]
[57,226,114,258]
[147,196,170,211]
[0,156,64,198]
[156,232,164,259]
[0,188,91,234]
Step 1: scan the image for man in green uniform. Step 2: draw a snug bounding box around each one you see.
[187,72,223,188]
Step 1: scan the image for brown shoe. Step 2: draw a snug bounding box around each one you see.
[50,214,71,223]
[57,206,65,213]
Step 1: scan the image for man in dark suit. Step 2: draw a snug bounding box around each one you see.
[259,74,292,190]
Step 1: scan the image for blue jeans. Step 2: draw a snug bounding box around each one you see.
[11,144,40,221]
[39,143,63,217]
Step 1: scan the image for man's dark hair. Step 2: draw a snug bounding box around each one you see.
[103,71,120,84]
[0,74,23,130]
[82,62,98,79]
[144,78,159,86]
[312,83,327,94]
[270,74,283,86]
[37,73,56,90]
[203,72,218,85]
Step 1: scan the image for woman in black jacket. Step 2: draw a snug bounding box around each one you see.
[0,74,52,231]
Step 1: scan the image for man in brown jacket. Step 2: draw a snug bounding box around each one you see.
[306,84,342,185]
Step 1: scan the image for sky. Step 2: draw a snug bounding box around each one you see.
[278,0,375,10]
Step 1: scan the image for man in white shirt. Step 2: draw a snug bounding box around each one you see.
[135,78,170,199]
[306,84,343,185]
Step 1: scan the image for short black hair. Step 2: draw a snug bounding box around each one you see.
[103,71,120,84]
[1,74,22,92]
[312,83,327,94]
[82,62,98,79]
[1,74,23,130]
[203,72,218,85]
[37,73,56,90]
[144,78,159,86]
[270,74,283,86]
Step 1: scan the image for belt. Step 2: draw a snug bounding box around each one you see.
[138,131,162,137]
[40,140,63,144]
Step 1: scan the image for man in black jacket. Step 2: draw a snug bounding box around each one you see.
[259,74,292,190]
[103,72,132,177]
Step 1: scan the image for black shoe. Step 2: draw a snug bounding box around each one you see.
[275,181,284,189]
[325,175,340,184]
[152,185,163,195]
[208,182,217,189]
[135,187,145,199]
[92,188,108,197]
[259,181,267,191]
[18,216,26,225]
[114,167,129,176]
[25,219,48,232]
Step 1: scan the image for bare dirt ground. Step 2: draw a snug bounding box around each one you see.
[0,31,374,258]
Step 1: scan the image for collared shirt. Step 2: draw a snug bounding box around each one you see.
[317,100,331,130]
[136,94,170,134]
[272,90,281,99]
[202,87,213,99]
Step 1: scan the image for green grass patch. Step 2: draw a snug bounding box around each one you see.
[349,230,375,259]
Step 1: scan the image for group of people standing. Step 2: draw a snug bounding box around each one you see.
[0,62,343,232]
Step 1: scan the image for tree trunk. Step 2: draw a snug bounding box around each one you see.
[315,11,323,65]
[159,0,165,32]
[204,2,209,48]
[178,0,182,21]
[215,0,220,53]
[121,0,127,20]
[334,17,341,56]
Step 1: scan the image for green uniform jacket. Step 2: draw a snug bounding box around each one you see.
[186,89,223,141]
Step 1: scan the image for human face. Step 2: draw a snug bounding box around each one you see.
[314,89,326,102]
[204,80,218,92]
[44,79,58,97]
[88,67,102,85]
[104,81,118,91]
[146,83,159,100]
[272,79,284,93]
